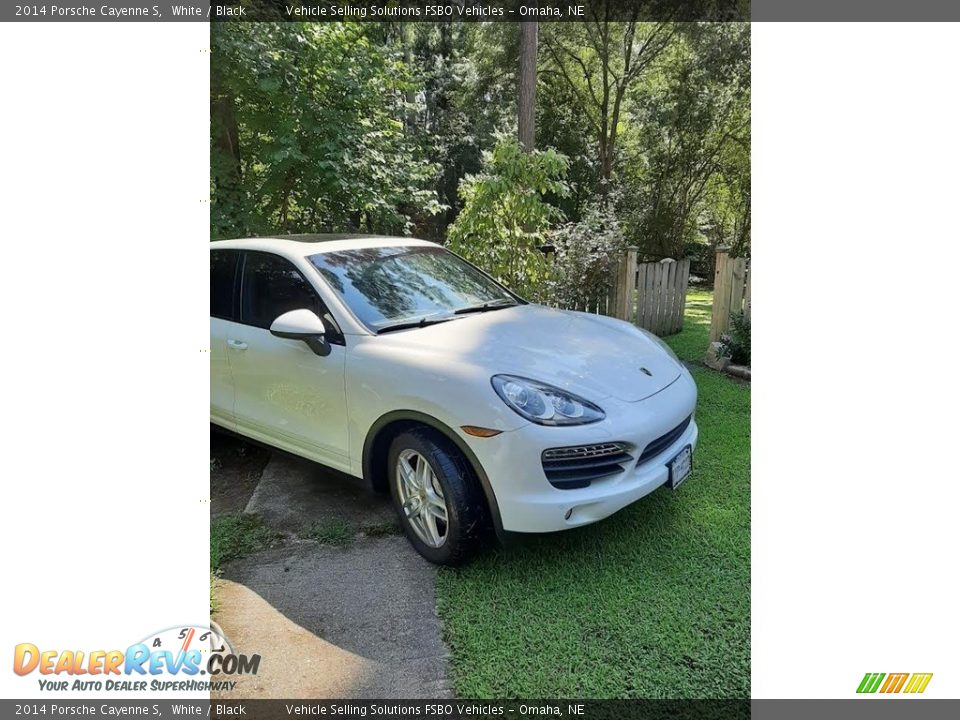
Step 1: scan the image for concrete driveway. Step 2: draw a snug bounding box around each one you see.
[212,452,451,699]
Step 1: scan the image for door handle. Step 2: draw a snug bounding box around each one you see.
[226,339,248,351]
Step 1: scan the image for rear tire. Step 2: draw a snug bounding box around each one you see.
[387,427,489,566]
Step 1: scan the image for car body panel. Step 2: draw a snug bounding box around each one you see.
[210,317,237,430]
[365,305,681,402]
[462,372,698,532]
[227,320,351,473]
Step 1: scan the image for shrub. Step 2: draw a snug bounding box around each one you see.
[719,311,751,365]
[447,135,569,302]
[549,201,627,310]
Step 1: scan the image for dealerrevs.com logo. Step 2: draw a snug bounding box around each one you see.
[13,625,259,693]
[857,672,933,694]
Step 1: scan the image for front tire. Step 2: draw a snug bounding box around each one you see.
[387,427,489,566]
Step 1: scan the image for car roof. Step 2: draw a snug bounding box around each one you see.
[210,234,439,257]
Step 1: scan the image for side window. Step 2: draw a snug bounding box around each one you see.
[211,250,239,320]
[240,252,343,343]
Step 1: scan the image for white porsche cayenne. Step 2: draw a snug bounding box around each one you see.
[211,235,698,565]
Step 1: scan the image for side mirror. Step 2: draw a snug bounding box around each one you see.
[269,309,330,357]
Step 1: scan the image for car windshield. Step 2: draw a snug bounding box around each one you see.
[308,245,518,332]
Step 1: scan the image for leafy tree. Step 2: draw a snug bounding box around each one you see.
[400,23,494,239]
[210,22,441,239]
[541,17,678,188]
[550,200,627,310]
[447,135,569,301]
[620,23,750,258]
[210,19,750,267]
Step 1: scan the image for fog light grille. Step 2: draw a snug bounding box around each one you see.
[637,415,692,465]
[541,442,632,490]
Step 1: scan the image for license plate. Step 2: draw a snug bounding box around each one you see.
[668,445,693,490]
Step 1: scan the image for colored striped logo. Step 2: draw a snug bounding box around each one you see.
[857,672,933,694]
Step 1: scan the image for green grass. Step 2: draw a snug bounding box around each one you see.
[436,289,750,698]
[664,287,713,363]
[302,519,356,546]
[210,512,283,571]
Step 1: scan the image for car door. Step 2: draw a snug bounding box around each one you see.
[228,250,350,471]
[210,249,241,429]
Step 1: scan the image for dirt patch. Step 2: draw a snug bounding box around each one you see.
[244,453,395,536]
[210,427,271,517]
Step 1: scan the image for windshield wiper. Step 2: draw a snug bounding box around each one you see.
[453,299,518,315]
[376,315,456,334]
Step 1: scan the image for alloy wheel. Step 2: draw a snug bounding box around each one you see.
[395,449,449,548]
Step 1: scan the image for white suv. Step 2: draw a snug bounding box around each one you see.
[211,235,698,565]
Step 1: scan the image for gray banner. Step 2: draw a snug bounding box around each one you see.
[1,700,959,719]
[0,1,740,22]
[5,0,960,21]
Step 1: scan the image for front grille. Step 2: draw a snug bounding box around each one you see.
[542,443,633,490]
[637,415,692,465]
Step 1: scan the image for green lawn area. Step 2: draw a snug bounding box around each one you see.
[436,288,750,698]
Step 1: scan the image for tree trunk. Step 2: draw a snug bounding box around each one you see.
[403,23,417,132]
[598,132,612,192]
[518,18,538,151]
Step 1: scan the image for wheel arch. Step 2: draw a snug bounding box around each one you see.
[362,410,504,538]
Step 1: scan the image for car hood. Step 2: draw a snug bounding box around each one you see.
[375,304,682,403]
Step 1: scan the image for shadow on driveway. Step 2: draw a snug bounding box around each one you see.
[213,453,450,699]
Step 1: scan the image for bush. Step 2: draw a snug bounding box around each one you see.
[549,202,627,310]
[447,135,569,302]
[719,311,751,366]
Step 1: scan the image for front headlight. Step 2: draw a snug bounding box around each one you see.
[491,375,605,426]
[638,328,681,365]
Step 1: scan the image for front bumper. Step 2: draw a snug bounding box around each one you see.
[467,371,698,533]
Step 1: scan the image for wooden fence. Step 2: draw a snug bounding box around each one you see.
[560,247,690,336]
[709,244,751,342]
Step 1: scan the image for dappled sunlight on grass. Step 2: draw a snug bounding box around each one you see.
[664,288,714,363]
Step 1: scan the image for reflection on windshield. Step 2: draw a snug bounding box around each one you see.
[309,246,517,330]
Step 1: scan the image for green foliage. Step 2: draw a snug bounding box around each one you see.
[302,519,355,546]
[406,23,503,240]
[211,22,442,239]
[549,201,627,309]
[447,135,569,301]
[719,311,751,366]
[210,513,282,571]
[620,24,751,258]
[210,20,750,271]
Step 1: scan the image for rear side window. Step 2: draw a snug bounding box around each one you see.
[240,251,343,343]
[210,250,239,320]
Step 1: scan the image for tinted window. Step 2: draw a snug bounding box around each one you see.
[240,252,342,342]
[211,250,239,320]
[308,246,516,331]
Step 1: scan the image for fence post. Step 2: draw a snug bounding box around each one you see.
[612,246,638,321]
[674,258,691,334]
[743,260,751,322]
[710,244,732,342]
